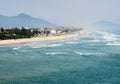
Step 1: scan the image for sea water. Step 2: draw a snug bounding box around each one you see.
[0,31,120,84]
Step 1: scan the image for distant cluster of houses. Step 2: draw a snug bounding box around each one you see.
[0,26,83,36]
[37,27,70,35]
[0,26,83,40]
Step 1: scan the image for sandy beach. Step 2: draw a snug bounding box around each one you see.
[0,32,83,45]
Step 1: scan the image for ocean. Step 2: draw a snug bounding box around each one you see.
[0,31,120,84]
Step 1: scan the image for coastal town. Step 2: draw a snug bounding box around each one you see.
[0,27,83,40]
[0,27,83,45]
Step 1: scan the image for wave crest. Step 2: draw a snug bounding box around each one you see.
[45,52,65,55]
[31,43,62,48]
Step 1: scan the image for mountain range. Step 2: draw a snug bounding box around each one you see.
[0,13,59,28]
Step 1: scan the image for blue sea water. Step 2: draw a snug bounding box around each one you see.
[0,31,120,84]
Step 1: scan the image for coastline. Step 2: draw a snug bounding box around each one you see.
[0,32,83,45]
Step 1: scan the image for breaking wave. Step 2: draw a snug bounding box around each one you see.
[12,47,21,50]
[106,41,120,46]
[73,51,107,56]
[66,41,78,44]
[45,52,65,55]
[30,43,62,48]
[83,31,120,44]
[101,32,120,41]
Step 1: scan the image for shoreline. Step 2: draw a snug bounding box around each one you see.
[0,32,83,45]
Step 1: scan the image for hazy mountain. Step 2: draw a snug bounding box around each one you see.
[85,21,120,34]
[0,13,59,28]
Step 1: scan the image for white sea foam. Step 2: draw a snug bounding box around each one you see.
[97,32,120,46]
[47,44,62,47]
[31,43,62,48]
[83,31,105,42]
[12,47,21,50]
[88,40,101,43]
[84,32,120,45]
[106,42,120,46]
[74,51,105,56]
[101,32,120,41]
[19,50,28,52]
[45,52,65,55]
[66,41,78,44]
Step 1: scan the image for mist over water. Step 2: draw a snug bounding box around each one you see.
[0,31,120,84]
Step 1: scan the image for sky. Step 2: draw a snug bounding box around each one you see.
[0,0,120,27]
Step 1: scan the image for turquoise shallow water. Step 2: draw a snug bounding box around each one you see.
[0,31,120,84]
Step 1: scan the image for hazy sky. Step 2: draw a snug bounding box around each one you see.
[0,0,120,27]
